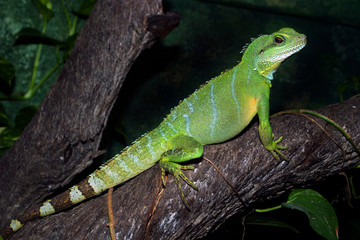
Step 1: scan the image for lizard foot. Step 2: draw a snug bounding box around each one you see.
[160,160,197,209]
[268,136,289,162]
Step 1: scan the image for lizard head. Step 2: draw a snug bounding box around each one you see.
[250,28,306,80]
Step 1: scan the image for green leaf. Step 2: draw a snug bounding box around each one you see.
[40,0,52,9]
[32,0,54,21]
[60,33,78,59]
[15,28,63,46]
[0,56,15,87]
[15,106,38,130]
[0,127,20,145]
[282,189,339,240]
[0,127,21,157]
[74,0,97,17]
[246,215,299,233]
[0,106,36,157]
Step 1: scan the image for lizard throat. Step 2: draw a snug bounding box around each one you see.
[269,41,306,63]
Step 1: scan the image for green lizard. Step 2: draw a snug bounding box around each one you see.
[0,27,306,239]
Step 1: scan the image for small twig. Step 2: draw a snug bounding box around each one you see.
[92,149,107,159]
[203,156,242,202]
[300,109,360,157]
[144,171,166,240]
[107,187,116,240]
[338,172,353,208]
[349,175,360,199]
[274,109,360,158]
[296,113,346,160]
[241,210,254,240]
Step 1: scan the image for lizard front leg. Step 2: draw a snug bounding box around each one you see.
[159,134,203,208]
[257,91,288,161]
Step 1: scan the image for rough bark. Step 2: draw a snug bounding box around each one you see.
[1,0,360,239]
[0,0,163,238]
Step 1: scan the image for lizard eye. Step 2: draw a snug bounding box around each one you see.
[274,36,285,44]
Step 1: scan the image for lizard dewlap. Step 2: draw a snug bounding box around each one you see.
[0,27,306,239]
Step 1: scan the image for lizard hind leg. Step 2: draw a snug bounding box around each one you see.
[159,134,203,209]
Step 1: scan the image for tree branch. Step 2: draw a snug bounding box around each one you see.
[10,95,360,239]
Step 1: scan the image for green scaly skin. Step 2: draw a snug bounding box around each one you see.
[0,27,306,239]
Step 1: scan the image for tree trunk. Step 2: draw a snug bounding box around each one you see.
[0,0,165,238]
[1,0,360,239]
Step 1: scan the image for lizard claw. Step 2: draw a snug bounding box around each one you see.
[268,136,289,162]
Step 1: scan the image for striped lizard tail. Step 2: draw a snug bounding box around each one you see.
[0,128,169,239]
[0,176,98,239]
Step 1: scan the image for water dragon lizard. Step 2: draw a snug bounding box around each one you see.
[0,27,306,239]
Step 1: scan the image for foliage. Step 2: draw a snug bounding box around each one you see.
[0,0,96,157]
[282,189,338,240]
[252,189,339,240]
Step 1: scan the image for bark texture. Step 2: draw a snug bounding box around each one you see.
[0,0,163,238]
[1,0,360,239]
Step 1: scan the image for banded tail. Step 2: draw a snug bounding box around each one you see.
[0,128,169,239]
